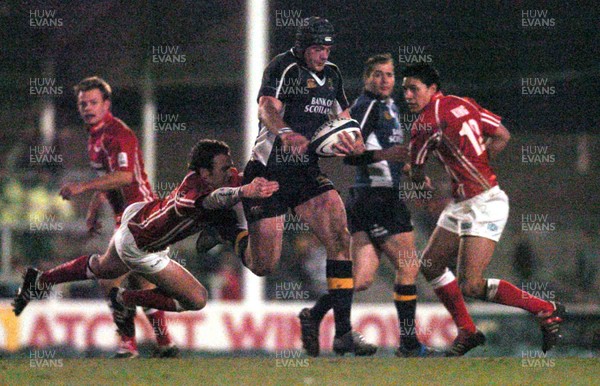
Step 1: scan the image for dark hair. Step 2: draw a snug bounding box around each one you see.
[363,53,394,80]
[401,64,441,90]
[73,76,112,100]
[188,139,230,171]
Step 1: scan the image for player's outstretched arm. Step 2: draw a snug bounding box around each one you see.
[486,123,510,158]
[201,178,279,210]
[86,191,106,235]
[241,177,279,198]
[59,171,133,200]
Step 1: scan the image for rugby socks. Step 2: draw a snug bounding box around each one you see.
[144,308,173,347]
[327,260,354,338]
[485,279,554,314]
[121,288,184,312]
[430,269,477,334]
[310,294,333,323]
[38,254,97,287]
[394,284,419,350]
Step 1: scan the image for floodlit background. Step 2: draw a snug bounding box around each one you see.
[0,1,598,357]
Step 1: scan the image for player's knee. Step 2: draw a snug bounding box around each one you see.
[354,277,373,292]
[182,287,208,311]
[248,263,274,277]
[326,226,350,255]
[459,279,485,299]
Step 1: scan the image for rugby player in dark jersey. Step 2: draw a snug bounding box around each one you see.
[300,54,436,357]
[239,17,376,356]
[13,140,278,323]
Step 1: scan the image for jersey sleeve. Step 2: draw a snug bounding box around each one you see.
[350,99,378,139]
[105,130,139,173]
[257,56,293,103]
[332,66,350,111]
[173,174,212,216]
[410,124,438,166]
[464,97,502,136]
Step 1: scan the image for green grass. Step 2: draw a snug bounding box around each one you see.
[0,357,598,385]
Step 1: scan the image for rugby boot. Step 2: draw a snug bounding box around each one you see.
[537,301,566,353]
[299,308,320,357]
[333,331,377,356]
[445,329,486,357]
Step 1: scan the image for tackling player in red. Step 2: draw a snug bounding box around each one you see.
[403,63,565,356]
[58,77,176,358]
[13,139,278,326]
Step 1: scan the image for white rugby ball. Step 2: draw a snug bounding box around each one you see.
[310,118,361,157]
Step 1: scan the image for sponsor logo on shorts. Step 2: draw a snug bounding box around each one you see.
[487,223,498,232]
[460,222,472,230]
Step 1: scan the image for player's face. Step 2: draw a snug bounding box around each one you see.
[303,45,331,72]
[365,62,395,98]
[77,89,111,125]
[402,77,438,113]
[207,153,234,188]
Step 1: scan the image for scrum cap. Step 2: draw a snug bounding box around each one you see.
[295,17,335,51]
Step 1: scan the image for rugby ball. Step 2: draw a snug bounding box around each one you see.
[310,118,361,157]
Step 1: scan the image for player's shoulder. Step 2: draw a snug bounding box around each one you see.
[441,95,482,113]
[180,171,211,194]
[350,93,376,113]
[267,49,300,73]
[104,116,136,138]
[324,60,343,77]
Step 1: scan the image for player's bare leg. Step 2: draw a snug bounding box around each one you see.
[300,231,377,357]
[380,231,435,356]
[352,232,380,292]
[458,235,565,352]
[296,190,376,356]
[244,216,284,276]
[12,239,128,316]
[420,227,485,356]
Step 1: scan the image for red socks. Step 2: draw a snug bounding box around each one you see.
[145,309,173,346]
[430,269,477,334]
[39,255,95,286]
[486,279,554,314]
[122,288,181,312]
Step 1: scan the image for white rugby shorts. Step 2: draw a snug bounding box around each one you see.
[113,201,170,274]
[437,186,509,242]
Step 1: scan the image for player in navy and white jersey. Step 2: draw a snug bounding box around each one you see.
[403,63,565,355]
[240,16,375,357]
[58,76,175,358]
[300,54,435,357]
[13,140,278,320]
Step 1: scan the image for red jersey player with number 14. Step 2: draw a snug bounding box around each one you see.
[403,64,565,356]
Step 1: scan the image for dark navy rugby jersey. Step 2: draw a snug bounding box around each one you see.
[251,48,349,167]
[349,91,406,188]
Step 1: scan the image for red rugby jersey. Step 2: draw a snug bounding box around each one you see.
[87,112,155,219]
[127,171,225,252]
[410,92,502,200]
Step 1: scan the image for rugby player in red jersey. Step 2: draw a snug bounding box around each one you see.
[402,64,565,355]
[13,139,278,321]
[42,77,173,358]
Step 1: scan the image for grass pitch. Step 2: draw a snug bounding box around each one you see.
[1,357,598,385]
